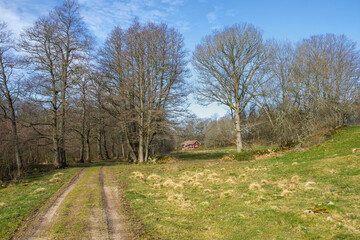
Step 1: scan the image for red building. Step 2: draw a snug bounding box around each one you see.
[181,140,200,150]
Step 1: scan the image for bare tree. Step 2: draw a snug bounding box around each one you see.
[52,0,93,166]
[193,23,272,152]
[99,20,188,162]
[70,65,93,163]
[20,0,92,168]
[0,22,23,177]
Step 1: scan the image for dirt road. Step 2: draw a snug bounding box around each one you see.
[14,166,130,240]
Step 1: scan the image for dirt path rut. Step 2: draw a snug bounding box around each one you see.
[100,166,128,240]
[13,166,131,240]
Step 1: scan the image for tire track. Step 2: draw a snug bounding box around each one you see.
[100,166,128,240]
[14,168,88,240]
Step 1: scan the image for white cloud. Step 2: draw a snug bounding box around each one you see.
[207,12,216,23]
[0,0,188,43]
[78,0,187,42]
[226,9,236,17]
[211,24,223,30]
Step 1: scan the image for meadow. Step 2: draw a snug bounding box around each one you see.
[116,126,360,239]
[0,126,359,239]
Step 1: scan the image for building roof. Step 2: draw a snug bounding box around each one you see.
[181,140,199,145]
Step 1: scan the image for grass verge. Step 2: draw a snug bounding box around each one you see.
[0,167,81,240]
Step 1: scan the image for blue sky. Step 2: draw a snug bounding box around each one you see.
[1,0,360,119]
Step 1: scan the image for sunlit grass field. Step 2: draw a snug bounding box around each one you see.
[117,126,360,239]
[1,127,360,239]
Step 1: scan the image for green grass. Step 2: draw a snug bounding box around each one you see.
[118,126,360,239]
[0,167,81,240]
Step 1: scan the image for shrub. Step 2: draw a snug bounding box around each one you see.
[234,150,254,161]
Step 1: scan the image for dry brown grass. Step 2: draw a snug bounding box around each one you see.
[147,174,161,182]
[174,183,184,190]
[291,175,300,184]
[249,183,262,191]
[132,171,145,179]
[33,187,46,193]
[163,179,175,187]
[49,177,61,183]
[280,189,292,196]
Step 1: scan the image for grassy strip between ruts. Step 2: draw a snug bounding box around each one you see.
[119,126,360,239]
[44,166,108,239]
[0,167,81,240]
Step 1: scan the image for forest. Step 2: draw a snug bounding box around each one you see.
[1,0,360,180]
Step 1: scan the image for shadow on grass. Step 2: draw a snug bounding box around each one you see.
[69,159,129,168]
[171,151,232,161]
[24,159,128,178]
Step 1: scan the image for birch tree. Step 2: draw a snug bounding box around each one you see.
[193,23,272,152]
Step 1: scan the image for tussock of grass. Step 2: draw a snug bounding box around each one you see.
[220,190,234,199]
[174,184,184,190]
[166,192,192,209]
[163,179,175,187]
[260,179,269,185]
[53,172,64,178]
[225,177,236,184]
[305,181,316,187]
[200,201,210,207]
[192,182,203,189]
[280,189,292,196]
[132,171,145,179]
[249,183,262,191]
[49,177,61,183]
[33,187,46,193]
[203,189,212,193]
[207,173,219,179]
[147,174,161,182]
[291,175,300,184]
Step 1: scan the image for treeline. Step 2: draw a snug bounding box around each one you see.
[0,0,187,179]
[1,0,360,180]
[193,24,360,152]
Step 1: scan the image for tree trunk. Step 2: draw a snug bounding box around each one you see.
[86,129,91,162]
[79,137,85,163]
[138,126,144,163]
[125,128,138,162]
[59,75,67,167]
[97,125,103,160]
[235,110,243,152]
[10,107,22,177]
[1,55,23,177]
[103,130,110,160]
[79,95,86,163]
[121,143,125,158]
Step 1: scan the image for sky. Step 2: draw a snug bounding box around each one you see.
[1,0,360,119]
